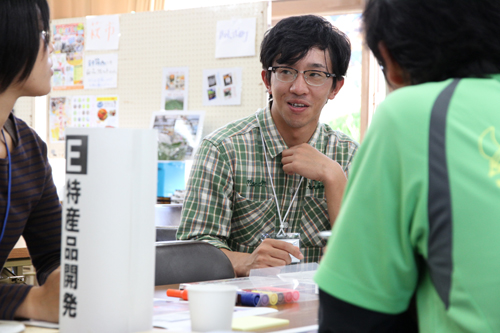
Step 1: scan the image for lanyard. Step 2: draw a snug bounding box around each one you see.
[0,129,11,245]
[256,113,303,237]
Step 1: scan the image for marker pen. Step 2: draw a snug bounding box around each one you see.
[262,287,300,302]
[243,290,270,306]
[237,291,260,307]
[167,288,188,300]
[168,289,261,307]
[251,290,278,305]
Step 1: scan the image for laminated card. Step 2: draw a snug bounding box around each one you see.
[60,128,157,332]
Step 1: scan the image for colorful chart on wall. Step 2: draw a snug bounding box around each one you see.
[49,95,119,142]
[52,23,85,90]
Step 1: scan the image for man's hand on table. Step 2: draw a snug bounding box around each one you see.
[221,239,304,277]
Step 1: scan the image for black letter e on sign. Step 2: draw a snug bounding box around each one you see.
[66,136,88,175]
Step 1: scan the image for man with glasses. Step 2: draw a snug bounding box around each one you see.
[177,15,358,277]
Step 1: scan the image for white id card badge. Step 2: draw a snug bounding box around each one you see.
[262,232,301,263]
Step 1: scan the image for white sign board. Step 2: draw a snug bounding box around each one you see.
[60,128,157,332]
[215,18,256,58]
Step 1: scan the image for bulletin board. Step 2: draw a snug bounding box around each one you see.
[28,2,269,157]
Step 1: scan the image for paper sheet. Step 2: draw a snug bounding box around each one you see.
[84,54,118,89]
[215,18,256,58]
[86,15,120,50]
[153,299,277,331]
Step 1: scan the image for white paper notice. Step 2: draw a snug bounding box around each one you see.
[85,15,120,50]
[202,68,242,106]
[215,17,256,58]
[84,54,118,89]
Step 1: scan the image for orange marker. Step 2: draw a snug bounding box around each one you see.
[167,288,188,300]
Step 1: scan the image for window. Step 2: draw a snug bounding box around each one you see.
[321,14,363,142]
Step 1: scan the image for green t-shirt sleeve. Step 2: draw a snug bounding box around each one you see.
[315,95,422,314]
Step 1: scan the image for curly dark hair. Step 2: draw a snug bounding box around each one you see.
[260,15,351,90]
[363,0,500,85]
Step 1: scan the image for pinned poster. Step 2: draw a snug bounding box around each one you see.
[49,97,72,142]
[92,96,119,128]
[202,68,242,106]
[69,96,92,129]
[162,67,188,110]
[49,95,120,142]
[60,128,157,332]
[84,54,118,89]
[151,110,205,160]
[52,23,85,90]
[215,18,256,58]
[85,15,120,50]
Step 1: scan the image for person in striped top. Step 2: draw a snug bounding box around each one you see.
[178,15,358,277]
[0,0,61,322]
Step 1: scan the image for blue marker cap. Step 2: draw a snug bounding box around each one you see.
[237,291,260,307]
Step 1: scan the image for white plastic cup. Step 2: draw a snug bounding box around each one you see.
[187,284,238,332]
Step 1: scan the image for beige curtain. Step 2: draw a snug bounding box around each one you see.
[48,0,164,20]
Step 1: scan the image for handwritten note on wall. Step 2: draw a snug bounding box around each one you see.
[84,54,118,89]
[215,17,256,58]
[86,15,120,51]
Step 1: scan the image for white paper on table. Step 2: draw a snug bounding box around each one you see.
[153,303,277,331]
[21,320,59,329]
[84,53,118,89]
[272,324,319,333]
[85,15,120,50]
[0,321,25,333]
[215,17,256,58]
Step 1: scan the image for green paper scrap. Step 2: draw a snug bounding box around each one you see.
[232,316,289,331]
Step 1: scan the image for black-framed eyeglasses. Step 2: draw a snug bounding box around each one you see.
[268,66,336,87]
[40,30,50,46]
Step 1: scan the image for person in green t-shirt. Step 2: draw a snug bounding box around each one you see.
[315,0,500,331]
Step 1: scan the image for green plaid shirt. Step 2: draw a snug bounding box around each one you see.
[177,106,359,263]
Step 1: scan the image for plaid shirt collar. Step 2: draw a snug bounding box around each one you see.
[256,103,322,158]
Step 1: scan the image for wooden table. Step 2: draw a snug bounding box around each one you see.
[9,283,318,332]
[154,284,319,332]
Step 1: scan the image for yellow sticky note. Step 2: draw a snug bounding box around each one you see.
[232,316,289,331]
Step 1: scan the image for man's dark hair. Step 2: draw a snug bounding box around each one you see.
[0,0,50,94]
[363,0,500,85]
[260,15,351,89]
